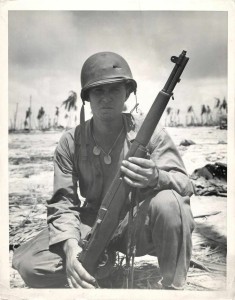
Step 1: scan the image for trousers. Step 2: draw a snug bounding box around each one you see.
[12,190,195,289]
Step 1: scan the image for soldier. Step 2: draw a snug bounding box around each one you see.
[13,52,195,289]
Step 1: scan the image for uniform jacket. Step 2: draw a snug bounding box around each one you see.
[47,113,194,247]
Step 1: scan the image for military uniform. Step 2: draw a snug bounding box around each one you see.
[13,113,195,289]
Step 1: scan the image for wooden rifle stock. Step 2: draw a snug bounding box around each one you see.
[78,50,189,278]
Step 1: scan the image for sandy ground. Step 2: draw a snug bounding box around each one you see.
[8,126,227,290]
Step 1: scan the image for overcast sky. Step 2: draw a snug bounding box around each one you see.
[8,10,228,127]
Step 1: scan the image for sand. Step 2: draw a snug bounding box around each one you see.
[8,126,227,290]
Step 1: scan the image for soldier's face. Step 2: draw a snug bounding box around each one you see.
[88,82,127,121]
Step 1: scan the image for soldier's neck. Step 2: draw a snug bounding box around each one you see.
[92,115,123,138]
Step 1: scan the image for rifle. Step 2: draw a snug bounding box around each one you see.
[78,50,189,279]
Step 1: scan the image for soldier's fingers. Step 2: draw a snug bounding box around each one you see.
[70,270,95,289]
[78,263,96,287]
[122,161,154,180]
[77,279,96,289]
[69,276,81,288]
[74,262,96,286]
[128,157,155,168]
[123,176,147,188]
[121,165,146,181]
[122,160,149,176]
[67,278,73,288]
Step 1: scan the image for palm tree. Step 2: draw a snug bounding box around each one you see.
[61,91,78,128]
[171,108,181,126]
[48,117,51,129]
[37,107,45,130]
[54,106,60,128]
[171,108,180,127]
[24,107,31,130]
[13,103,18,130]
[219,97,227,129]
[206,105,213,125]
[165,107,172,126]
[220,98,227,114]
[24,119,28,130]
[44,114,51,130]
[201,104,207,125]
[186,106,197,126]
[213,98,221,125]
[214,97,220,108]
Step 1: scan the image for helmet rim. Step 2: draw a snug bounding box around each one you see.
[81,78,137,102]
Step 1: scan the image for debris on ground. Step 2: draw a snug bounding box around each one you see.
[179,139,196,146]
[190,162,227,196]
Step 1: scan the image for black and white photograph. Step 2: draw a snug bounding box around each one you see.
[1,1,235,299]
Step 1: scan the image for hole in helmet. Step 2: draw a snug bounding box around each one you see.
[113,65,121,69]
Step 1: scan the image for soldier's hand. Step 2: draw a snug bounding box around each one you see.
[121,157,159,188]
[63,239,96,288]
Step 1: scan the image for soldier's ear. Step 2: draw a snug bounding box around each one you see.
[85,91,90,102]
[125,84,132,100]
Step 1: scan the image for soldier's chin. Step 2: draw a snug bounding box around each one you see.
[100,112,116,121]
[101,108,114,115]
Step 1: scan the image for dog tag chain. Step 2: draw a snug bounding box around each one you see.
[92,126,124,165]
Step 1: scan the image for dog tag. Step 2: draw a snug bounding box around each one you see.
[104,155,111,165]
[93,146,101,156]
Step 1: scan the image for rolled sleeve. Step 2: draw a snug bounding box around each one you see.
[47,129,81,247]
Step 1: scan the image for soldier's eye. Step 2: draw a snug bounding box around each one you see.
[111,86,121,93]
[93,88,103,94]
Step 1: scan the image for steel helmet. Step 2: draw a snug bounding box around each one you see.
[80,52,137,102]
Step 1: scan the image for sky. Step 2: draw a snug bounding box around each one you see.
[8,10,228,128]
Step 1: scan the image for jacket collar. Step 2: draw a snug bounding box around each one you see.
[76,113,139,145]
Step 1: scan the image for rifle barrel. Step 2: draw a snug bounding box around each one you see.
[163,50,188,93]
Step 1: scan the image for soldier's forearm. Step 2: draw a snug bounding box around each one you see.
[63,238,83,258]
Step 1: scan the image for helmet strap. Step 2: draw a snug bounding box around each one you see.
[80,103,88,160]
[129,90,139,114]
[134,91,139,113]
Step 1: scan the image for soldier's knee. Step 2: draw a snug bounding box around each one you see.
[14,255,37,287]
[13,249,52,288]
[20,252,50,287]
[149,190,182,229]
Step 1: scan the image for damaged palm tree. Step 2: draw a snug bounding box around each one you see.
[213,98,221,125]
[54,107,60,128]
[24,107,32,130]
[220,98,227,113]
[186,105,197,126]
[176,109,181,126]
[37,107,45,130]
[165,107,172,126]
[61,91,78,129]
[201,105,207,125]
[219,98,227,129]
[206,105,213,125]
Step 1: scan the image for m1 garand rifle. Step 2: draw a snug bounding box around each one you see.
[78,50,189,281]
